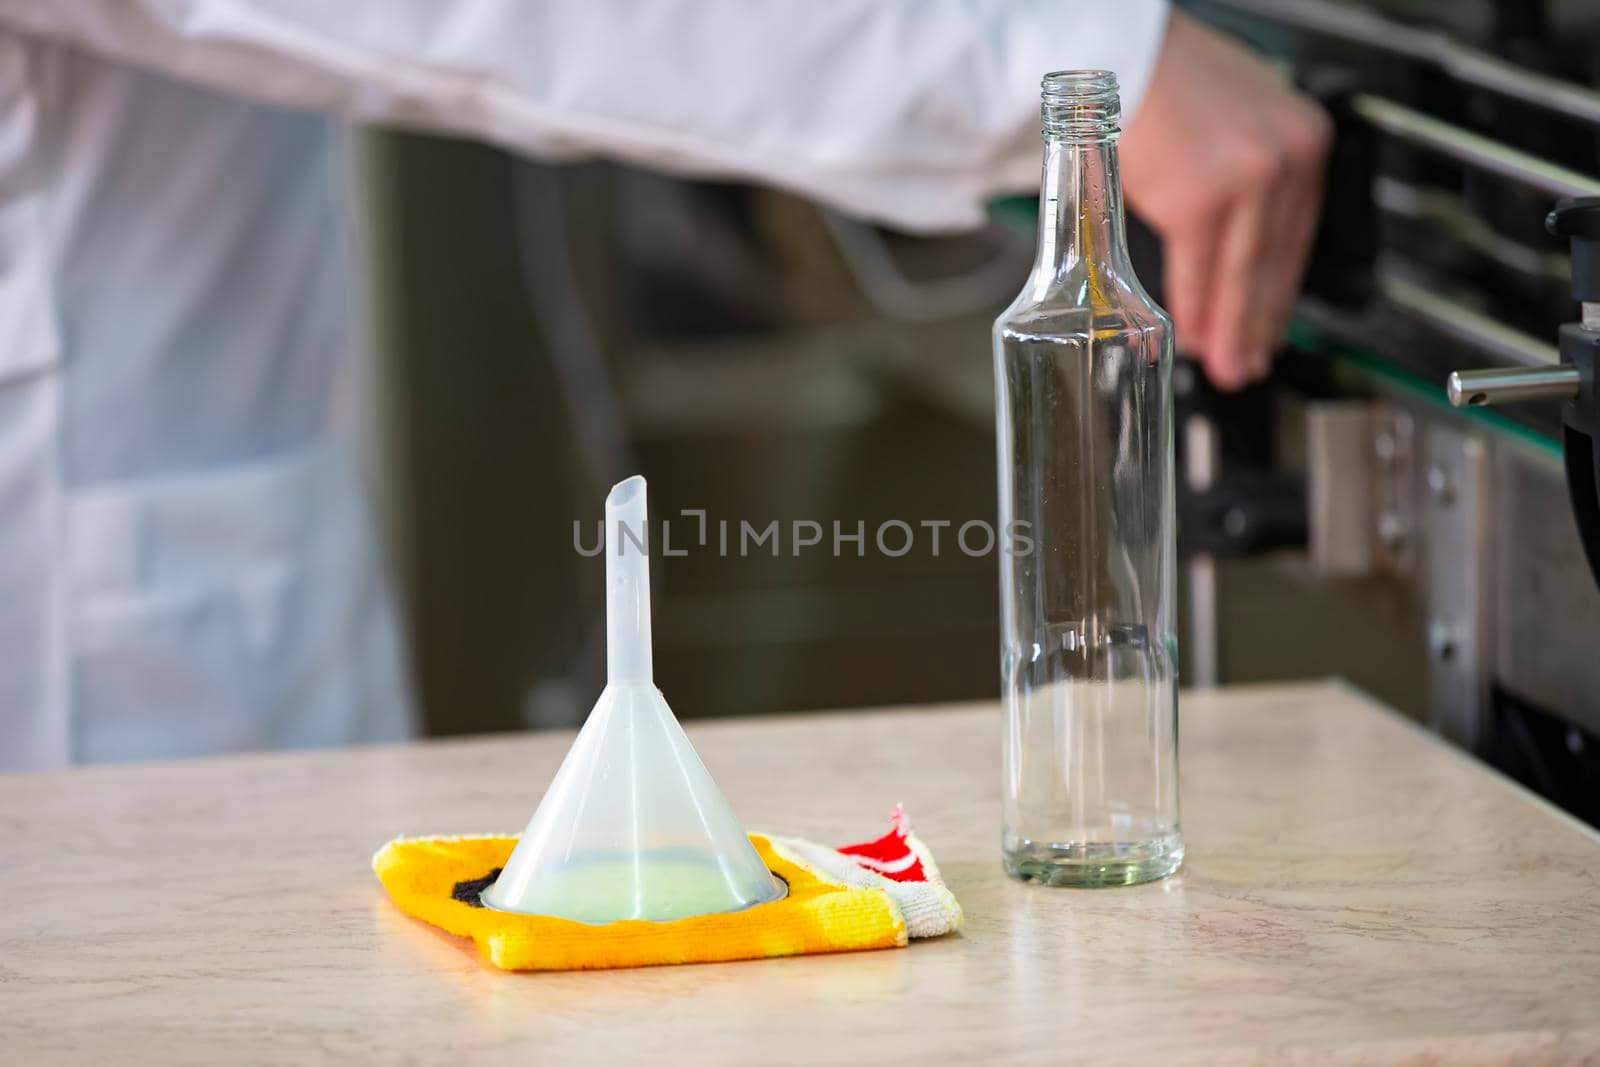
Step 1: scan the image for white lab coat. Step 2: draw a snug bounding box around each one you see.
[0,0,1169,769]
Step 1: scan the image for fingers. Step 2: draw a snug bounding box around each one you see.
[1266,107,1332,347]
[1203,160,1275,391]
[1116,8,1333,392]
[1162,210,1221,361]
[1260,165,1319,353]
[1197,106,1331,392]
[1251,155,1304,374]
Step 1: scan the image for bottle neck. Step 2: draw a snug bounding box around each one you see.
[1033,136,1132,302]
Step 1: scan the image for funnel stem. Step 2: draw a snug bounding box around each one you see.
[605,476,653,684]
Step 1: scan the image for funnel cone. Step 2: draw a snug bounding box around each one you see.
[482,477,783,923]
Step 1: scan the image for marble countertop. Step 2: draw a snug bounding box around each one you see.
[3,680,1598,1065]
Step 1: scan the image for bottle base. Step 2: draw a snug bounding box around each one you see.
[1003,835,1183,888]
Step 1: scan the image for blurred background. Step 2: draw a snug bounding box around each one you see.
[352,0,1600,822]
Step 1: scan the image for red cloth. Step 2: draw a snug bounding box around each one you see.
[837,805,929,883]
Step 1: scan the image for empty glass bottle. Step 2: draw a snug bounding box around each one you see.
[993,70,1181,887]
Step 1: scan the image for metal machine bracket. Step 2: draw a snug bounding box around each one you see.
[1422,424,1491,748]
[1307,401,1415,580]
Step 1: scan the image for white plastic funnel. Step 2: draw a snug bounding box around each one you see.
[481,476,784,923]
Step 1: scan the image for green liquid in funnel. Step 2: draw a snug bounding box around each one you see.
[503,853,782,925]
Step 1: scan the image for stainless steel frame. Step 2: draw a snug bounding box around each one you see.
[1304,389,1600,743]
[1214,0,1600,127]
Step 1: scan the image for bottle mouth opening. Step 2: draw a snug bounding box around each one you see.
[1041,70,1120,141]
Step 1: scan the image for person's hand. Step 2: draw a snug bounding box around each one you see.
[1120,11,1332,390]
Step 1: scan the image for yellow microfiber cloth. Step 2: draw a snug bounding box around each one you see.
[374,808,962,972]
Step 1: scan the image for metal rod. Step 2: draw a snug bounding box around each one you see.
[1380,273,1561,369]
[1352,95,1600,202]
[1446,366,1581,407]
[1212,0,1600,127]
[1371,175,1571,284]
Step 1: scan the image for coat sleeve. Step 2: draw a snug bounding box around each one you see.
[0,0,1169,231]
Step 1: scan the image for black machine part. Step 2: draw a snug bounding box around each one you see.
[1552,195,1600,301]
[1447,197,1600,586]
[1554,199,1600,585]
